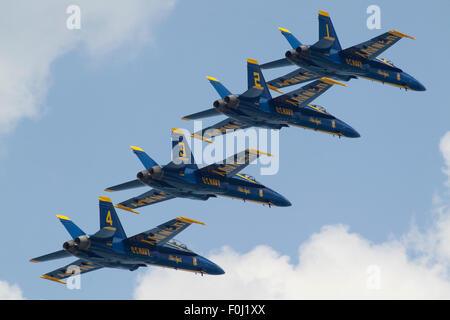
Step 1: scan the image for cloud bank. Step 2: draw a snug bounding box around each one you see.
[0,280,23,299]
[134,132,450,300]
[0,0,175,138]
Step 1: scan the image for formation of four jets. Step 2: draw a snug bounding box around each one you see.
[31,11,425,283]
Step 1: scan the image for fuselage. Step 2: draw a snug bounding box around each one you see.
[65,236,224,275]
[138,165,291,207]
[286,49,425,91]
[212,97,360,138]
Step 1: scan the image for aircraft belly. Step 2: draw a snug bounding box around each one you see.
[289,115,337,135]
[147,252,204,274]
[222,181,267,203]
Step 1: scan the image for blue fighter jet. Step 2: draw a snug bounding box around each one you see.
[104,128,291,212]
[261,10,425,91]
[30,196,224,284]
[182,58,360,141]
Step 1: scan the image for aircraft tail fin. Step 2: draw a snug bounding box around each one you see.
[278,27,302,49]
[99,196,127,239]
[206,76,232,99]
[318,10,342,51]
[171,128,198,168]
[247,59,272,100]
[57,215,86,239]
[130,146,159,170]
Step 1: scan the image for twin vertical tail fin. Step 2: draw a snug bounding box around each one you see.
[246,59,273,99]
[99,196,127,239]
[318,10,342,51]
[172,128,198,168]
[57,215,86,239]
[279,27,302,49]
[206,76,232,99]
[130,146,159,170]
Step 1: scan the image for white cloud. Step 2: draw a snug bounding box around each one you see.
[0,280,24,300]
[440,131,450,186]
[134,222,450,299]
[134,132,450,300]
[0,0,175,138]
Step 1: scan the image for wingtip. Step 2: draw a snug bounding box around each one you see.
[206,76,219,82]
[321,77,347,87]
[114,204,140,214]
[267,84,283,94]
[389,30,415,40]
[181,117,190,121]
[56,214,70,221]
[40,275,67,285]
[278,27,291,34]
[104,188,114,192]
[29,259,39,263]
[130,145,144,152]
[177,216,206,226]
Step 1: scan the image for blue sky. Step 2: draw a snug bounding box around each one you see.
[0,0,449,299]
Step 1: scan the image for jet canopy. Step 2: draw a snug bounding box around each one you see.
[376,57,395,67]
[307,104,329,114]
[168,239,189,250]
[238,173,260,184]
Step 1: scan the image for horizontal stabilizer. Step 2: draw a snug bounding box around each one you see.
[239,87,264,102]
[91,227,117,240]
[311,38,335,52]
[105,179,145,192]
[30,250,71,263]
[260,57,293,70]
[182,108,221,120]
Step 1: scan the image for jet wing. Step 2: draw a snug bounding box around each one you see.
[128,216,205,247]
[341,30,415,60]
[272,77,346,108]
[266,68,321,90]
[190,118,251,143]
[40,259,103,284]
[115,189,176,213]
[198,148,272,178]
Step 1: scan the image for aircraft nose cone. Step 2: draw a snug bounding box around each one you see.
[412,80,426,91]
[266,189,292,207]
[345,126,360,138]
[199,257,225,275]
[337,120,360,138]
[403,73,426,91]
